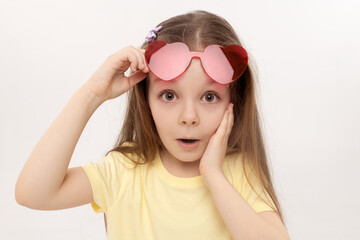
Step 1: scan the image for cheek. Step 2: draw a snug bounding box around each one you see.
[149,103,173,136]
[203,110,226,136]
[153,109,168,127]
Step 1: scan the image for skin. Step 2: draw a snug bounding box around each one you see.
[147,58,232,178]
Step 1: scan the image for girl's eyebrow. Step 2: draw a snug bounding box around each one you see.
[153,77,228,92]
[153,78,172,86]
[156,80,227,93]
[208,82,228,92]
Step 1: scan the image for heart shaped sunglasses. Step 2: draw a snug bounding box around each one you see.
[145,40,248,84]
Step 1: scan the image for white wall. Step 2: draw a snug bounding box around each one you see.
[1,0,359,239]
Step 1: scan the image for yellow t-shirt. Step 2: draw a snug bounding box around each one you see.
[81,148,276,240]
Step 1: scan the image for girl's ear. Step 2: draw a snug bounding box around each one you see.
[220,45,248,81]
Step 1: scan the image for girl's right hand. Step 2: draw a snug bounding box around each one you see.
[83,46,149,102]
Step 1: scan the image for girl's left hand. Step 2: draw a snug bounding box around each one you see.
[199,103,234,178]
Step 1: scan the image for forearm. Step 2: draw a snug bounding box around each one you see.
[15,84,104,205]
[203,172,286,240]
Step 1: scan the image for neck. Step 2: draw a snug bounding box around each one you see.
[160,149,201,178]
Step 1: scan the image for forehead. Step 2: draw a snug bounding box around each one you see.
[149,74,229,92]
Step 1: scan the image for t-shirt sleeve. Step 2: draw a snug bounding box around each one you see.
[239,170,276,213]
[80,151,131,214]
[227,154,277,213]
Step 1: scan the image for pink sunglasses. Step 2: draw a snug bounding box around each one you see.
[145,40,248,85]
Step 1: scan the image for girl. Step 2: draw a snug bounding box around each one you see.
[15,10,290,240]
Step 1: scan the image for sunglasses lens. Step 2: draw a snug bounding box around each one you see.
[221,45,248,81]
[203,45,235,84]
[147,42,190,81]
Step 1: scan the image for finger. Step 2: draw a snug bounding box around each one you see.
[137,48,147,69]
[216,109,230,138]
[118,47,141,73]
[109,50,138,73]
[225,104,234,136]
[139,48,149,72]
[126,70,148,88]
[131,48,144,72]
[132,48,150,74]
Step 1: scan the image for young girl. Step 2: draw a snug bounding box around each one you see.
[16,10,290,240]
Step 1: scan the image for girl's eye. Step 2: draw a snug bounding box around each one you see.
[160,91,177,102]
[159,91,219,103]
[202,92,219,103]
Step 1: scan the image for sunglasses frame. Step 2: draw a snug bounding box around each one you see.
[145,40,248,84]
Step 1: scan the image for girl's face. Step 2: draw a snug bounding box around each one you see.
[147,58,231,165]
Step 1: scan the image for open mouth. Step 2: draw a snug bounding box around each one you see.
[179,139,198,143]
[176,138,200,149]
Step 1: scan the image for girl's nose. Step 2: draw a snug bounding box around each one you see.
[179,104,199,126]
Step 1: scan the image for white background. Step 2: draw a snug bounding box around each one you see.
[1,0,359,239]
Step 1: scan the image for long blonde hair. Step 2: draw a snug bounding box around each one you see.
[104,10,288,230]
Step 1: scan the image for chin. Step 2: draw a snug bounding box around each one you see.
[172,145,204,162]
[177,155,201,163]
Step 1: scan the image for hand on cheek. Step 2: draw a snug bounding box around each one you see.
[199,103,234,178]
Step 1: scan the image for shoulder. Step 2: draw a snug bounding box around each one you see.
[106,141,147,169]
[222,152,257,188]
[222,152,250,173]
[222,152,246,184]
[106,151,137,169]
[224,151,255,171]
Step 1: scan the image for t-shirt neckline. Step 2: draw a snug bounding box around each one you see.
[153,150,205,188]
